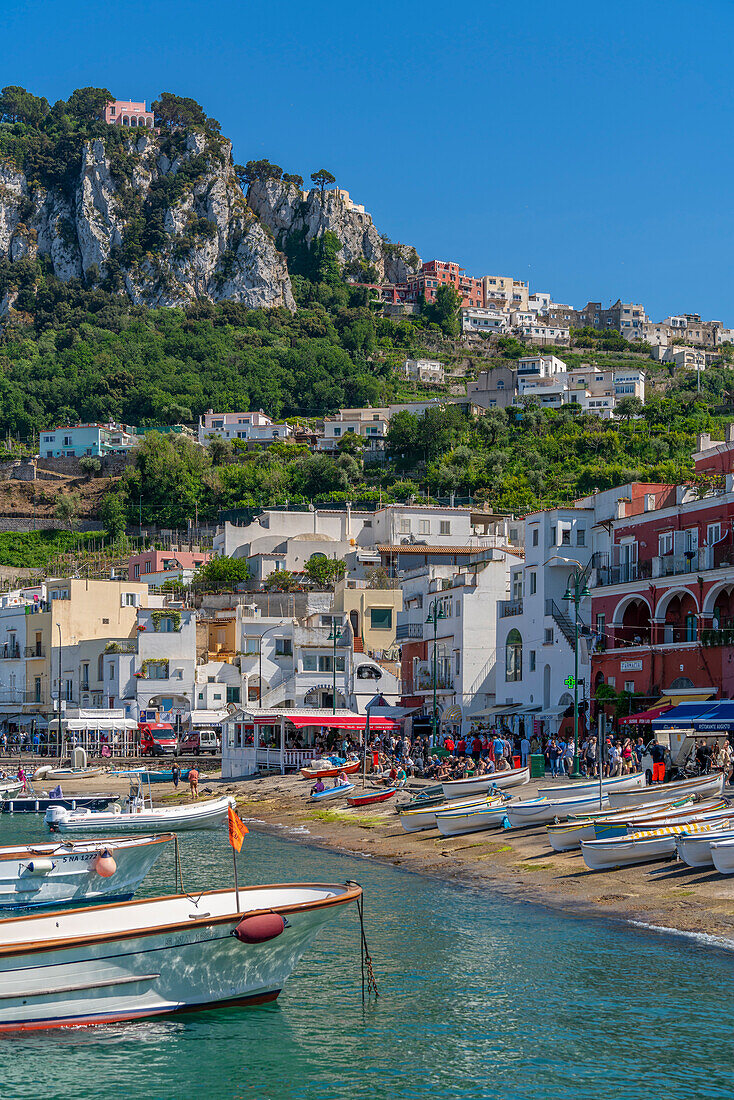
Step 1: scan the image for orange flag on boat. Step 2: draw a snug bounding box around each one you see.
[228,804,249,852]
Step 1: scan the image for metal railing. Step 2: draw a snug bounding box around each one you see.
[0,646,21,660]
[24,646,46,658]
[396,622,423,641]
[499,598,523,618]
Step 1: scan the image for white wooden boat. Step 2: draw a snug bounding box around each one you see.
[581,813,733,871]
[546,797,697,852]
[591,800,727,840]
[0,834,173,909]
[607,771,724,809]
[399,792,506,833]
[441,766,529,800]
[710,839,734,875]
[34,767,104,781]
[309,783,355,801]
[435,797,509,837]
[46,795,235,834]
[506,791,609,827]
[538,772,644,798]
[0,881,361,1030]
[675,829,734,868]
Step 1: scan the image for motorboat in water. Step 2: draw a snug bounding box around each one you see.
[0,881,361,1030]
[310,782,355,801]
[606,771,725,809]
[506,791,610,828]
[538,772,645,798]
[0,834,173,909]
[441,766,529,800]
[45,779,234,833]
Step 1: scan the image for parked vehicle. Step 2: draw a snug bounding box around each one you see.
[177,728,219,756]
[640,727,725,783]
[138,722,178,757]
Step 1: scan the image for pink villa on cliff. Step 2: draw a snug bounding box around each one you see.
[104,100,155,128]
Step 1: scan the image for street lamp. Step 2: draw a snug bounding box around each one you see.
[563,571,591,778]
[56,623,63,760]
[257,621,288,710]
[327,619,343,715]
[425,598,446,746]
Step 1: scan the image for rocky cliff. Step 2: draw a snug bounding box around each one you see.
[0,131,294,310]
[247,178,421,283]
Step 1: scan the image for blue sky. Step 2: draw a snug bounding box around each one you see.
[2,0,732,322]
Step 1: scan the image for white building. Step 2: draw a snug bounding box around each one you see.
[462,308,508,335]
[318,408,391,455]
[527,292,552,314]
[403,358,445,383]
[494,507,594,741]
[518,322,570,344]
[198,410,292,445]
[134,606,197,728]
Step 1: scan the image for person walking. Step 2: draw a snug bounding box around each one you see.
[520,734,530,768]
[171,761,181,790]
[188,766,199,799]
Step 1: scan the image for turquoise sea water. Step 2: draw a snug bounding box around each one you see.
[0,816,730,1100]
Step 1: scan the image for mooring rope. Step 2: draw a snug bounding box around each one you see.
[346,880,379,1001]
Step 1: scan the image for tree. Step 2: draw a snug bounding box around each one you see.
[429,285,462,337]
[615,396,644,421]
[305,555,346,588]
[264,569,300,591]
[0,86,49,126]
[65,87,113,123]
[79,455,102,479]
[152,93,219,132]
[53,492,81,531]
[235,160,283,190]
[195,556,250,592]
[207,437,234,465]
[282,173,304,188]
[310,169,336,195]
[99,492,127,542]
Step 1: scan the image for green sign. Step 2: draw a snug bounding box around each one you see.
[564,676,576,689]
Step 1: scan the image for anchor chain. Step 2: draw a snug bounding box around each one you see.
[346,881,379,1001]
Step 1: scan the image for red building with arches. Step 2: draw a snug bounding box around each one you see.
[104,100,155,129]
[591,479,734,703]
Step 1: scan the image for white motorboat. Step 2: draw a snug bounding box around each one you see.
[0,780,23,798]
[606,771,724,809]
[46,794,235,834]
[581,813,733,871]
[710,839,734,875]
[435,797,510,837]
[675,829,734,869]
[546,796,700,852]
[441,766,529,800]
[0,881,361,1030]
[0,834,173,909]
[506,791,609,828]
[538,772,644,798]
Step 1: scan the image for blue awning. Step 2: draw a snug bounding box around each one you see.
[653,700,734,732]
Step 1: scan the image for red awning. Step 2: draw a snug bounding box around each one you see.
[619,704,671,726]
[253,713,400,731]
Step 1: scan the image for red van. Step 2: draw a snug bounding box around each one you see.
[139,722,178,757]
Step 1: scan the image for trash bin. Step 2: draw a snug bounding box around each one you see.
[513,754,521,770]
[530,753,546,779]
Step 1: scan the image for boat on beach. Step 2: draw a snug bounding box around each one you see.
[434,796,510,837]
[310,782,355,801]
[538,772,645,798]
[606,771,725,809]
[675,828,734,868]
[506,791,610,827]
[0,881,361,1031]
[545,796,697,852]
[398,792,509,833]
[300,760,360,780]
[34,766,104,781]
[441,765,529,800]
[710,839,734,874]
[0,834,173,909]
[346,788,396,807]
[581,810,734,870]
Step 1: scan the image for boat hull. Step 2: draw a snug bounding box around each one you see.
[441,766,529,800]
[607,772,724,809]
[0,835,172,909]
[538,772,644,798]
[711,840,734,875]
[0,883,359,1031]
[46,796,235,833]
[435,801,509,837]
[676,830,734,868]
[310,783,355,801]
[300,762,360,780]
[506,793,609,827]
[581,835,678,870]
[346,788,396,807]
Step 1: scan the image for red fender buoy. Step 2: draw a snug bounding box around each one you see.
[94,848,117,877]
[233,912,286,944]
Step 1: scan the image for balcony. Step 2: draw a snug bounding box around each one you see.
[499,598,523,617]
[0,645,21,660]
[396,622,423,641]
[24,646,46,658]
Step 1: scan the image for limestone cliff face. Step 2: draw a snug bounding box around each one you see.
[0,131,294,310]
[247,178,421,283]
